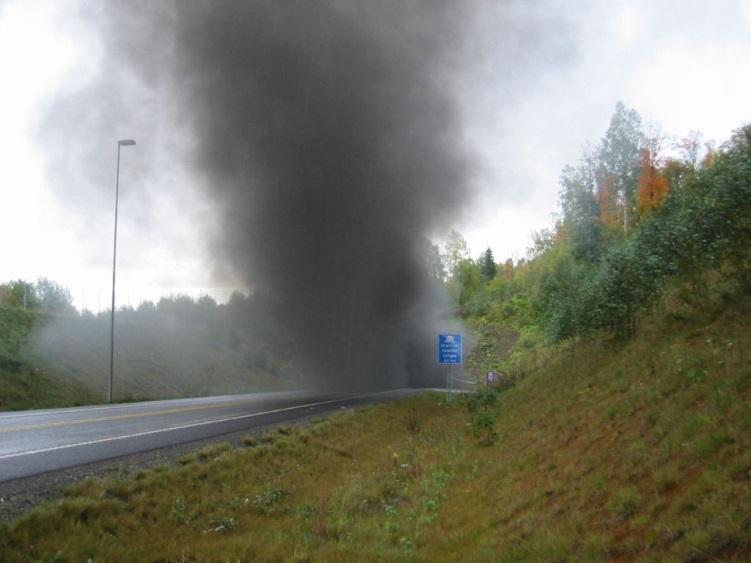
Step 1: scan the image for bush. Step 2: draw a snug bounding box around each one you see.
[471,408,498,446]
[465,387,500,413]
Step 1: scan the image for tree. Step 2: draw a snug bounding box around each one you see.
[479,247,498,280]
[424,242,446,282]
[529,229,554,258]
[636,148,669,217]
[675,130,703,171]
[598,102,645,235]
[35,278,74,313]
[559,158,603,262]
[503,258,514,280]
[442,229,470,280]
[453,258,485,311]
[0,280,38,308]
[596,174,619,229]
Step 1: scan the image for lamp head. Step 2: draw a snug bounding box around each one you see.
[118,139,136,146]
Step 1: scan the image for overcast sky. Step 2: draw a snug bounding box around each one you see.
[1,0,750,310]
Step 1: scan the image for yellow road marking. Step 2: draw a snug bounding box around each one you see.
[0,401,254,434]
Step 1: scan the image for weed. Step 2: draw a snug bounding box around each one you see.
[294,504,315,518]
[399,536,415,551]
[253,488,290,514]
[104,483,132,502]
[465,387,499,413]
[692,431,734,460]
[733,368,751,392]
[242,435,256,447]
[169,497,190,525]
[178,454,195,466]
[654,467,678,493]
[196,442,232,462]
[209,516,237,533]
[728,456,751,481]
[590,474,608,495]
[384,502,400,535]
[610,487,642,519]
[405,408,421,436]
[606,403,623,419]
[471,408,498,446]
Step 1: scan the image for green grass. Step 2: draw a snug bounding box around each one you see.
[23,312,300,402]
[0,300,298,409]
[1,291,750,560]
[0,306,98,411]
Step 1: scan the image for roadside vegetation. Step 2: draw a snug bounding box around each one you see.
[0,305,97,411]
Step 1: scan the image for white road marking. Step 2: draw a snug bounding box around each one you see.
[0,390,408,461]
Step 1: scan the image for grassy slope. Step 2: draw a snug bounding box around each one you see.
[1,295,750,561]
[0,307,97,411]
[429,294,751,561]
[1,305,297,409]
[29,316,298,402]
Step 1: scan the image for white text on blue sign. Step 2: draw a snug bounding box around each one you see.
[438,334,463,364]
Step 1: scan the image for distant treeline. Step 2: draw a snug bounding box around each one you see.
[441,103,751,342]
[0,280,278,334]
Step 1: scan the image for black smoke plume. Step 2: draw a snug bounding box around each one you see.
[105,0,472,390]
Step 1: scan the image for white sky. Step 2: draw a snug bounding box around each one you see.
[1,0,750,308]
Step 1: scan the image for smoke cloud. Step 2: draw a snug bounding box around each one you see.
[39,1,567,391]
[106,0,471,390]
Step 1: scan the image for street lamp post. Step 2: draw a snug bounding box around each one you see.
[109,139,136,404]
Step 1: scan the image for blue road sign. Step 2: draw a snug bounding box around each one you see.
[438,334,463,364]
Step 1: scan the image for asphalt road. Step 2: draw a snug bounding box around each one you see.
[0,388,420,483]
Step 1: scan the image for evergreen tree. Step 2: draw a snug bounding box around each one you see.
[479,247,498,280]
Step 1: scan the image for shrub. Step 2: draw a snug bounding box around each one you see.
[471,408,498,446]
[465,387,499,413]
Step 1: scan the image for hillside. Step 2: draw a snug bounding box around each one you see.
[30,315,300,401]
[1,288,748,561]
[0,307,97,411]
[0,302,302,410]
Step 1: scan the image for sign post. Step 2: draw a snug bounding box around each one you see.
[438,334,463,401]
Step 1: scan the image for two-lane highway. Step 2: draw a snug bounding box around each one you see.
[0,389,418,482]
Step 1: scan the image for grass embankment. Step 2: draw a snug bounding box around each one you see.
[0,306,97,411]
[31,316,296,401]
[1,296,750,560]
[0,303,295,409]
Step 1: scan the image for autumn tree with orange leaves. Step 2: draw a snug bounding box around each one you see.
[636,148,669,217]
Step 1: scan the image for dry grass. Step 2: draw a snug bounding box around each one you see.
[1,295,750,561]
